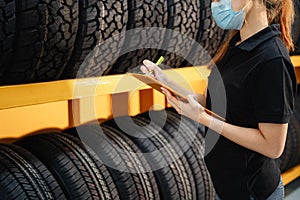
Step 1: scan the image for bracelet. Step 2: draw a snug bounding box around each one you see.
[209,117,224,135]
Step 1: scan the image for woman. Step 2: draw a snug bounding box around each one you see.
[141,0,297,199]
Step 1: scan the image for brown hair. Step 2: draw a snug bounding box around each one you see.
[213,0,295,64]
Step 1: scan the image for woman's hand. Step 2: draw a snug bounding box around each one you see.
[161,87,206,122]
[141,59,207,107]
[141,60,168,82]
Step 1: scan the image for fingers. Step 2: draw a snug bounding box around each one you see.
[187,94,204,112]
[143,59,164,73]
[140,65,150,74]
[143,60,156,66]
[187,95,198,108]
[143,60,157,71]
[140,61,154,75]
[140,60,158,78]
[161,87,182,114]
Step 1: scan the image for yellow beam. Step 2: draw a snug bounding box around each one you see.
[0,101,69,138]
[291,55,300,67]
[0,55,298,110]
[0,66,210,110]
[282,164,300,186]
[291,55,300,84]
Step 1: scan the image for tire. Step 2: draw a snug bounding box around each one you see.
[107,0,203,74]
[68,124,160,200]
[15,132,119,200]
[279,104,300,172]
[280,113,300,172]
[1,0,79,85]
[105,115,196,199]
[102,124,160,200]
[62,1,129,78]
[294,91,300,165]
[279,123,292,172]
[107,0,226,74]
[0,144,66,200]
[286,112,300,170]
[61,1,128,79]
[137,109,215,200]
[107,0,169,75]
[197,0,227,57]
[181,0,228,67]
[61,0,103,79]
[292,0,300,55]
[288,90,300,169]
[62,0,227,77]
[156,0,201,69]
[151,108,215,200]
[164,109,216,200]
[0,0,16,79]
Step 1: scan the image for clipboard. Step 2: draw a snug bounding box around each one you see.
[128,73,226,122]
[128,73,189,100]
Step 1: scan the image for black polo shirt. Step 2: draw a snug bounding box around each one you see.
[205,24,297,200]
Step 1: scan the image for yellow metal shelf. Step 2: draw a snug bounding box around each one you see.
[291,55,300,83]
[282,164,300,186]
[0,67,210,110]
[0,66,210,138]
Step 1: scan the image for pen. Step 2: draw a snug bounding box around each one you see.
[148,56,164,75]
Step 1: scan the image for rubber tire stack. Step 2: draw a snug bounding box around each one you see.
[0,108,215,199]
[104,116,198,199]
[77,0,227,76]
[69,124,160,200]
[0,144,66,199]
[15,132,120,200]
[0,0,79,85]
[0,0,227,85]
[138,108,215,199]
[61,1,128,79]
[1,107,300,198]
[0,0,300,83]
[66,108,215,199]
[279,91,300,172]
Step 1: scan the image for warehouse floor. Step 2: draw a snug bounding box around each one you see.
[285,178,300,199]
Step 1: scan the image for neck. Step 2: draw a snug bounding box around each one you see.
[239,2,269,42]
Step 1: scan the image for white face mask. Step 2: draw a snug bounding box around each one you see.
[211,0,251,30]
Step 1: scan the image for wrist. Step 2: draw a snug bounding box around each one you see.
[198,110,211,125]
[199,112,224,135]
[209,117,224,135]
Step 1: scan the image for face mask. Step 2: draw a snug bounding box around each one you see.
[211,0,251,30]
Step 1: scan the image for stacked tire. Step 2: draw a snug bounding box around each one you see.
[0,144,66,199]
[1,0,300,85]
[64,108,215,199]
[0,0,227,85]
[0,108,215,199]
[0,0,79,85]
[15,132,120,200]
[279,91,300,172]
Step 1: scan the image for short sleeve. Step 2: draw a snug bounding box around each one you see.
[253,58,296,123]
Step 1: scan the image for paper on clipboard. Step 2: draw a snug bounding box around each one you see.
[128,73,226,122]
[128,73,190,101]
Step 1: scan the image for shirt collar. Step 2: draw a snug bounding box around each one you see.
[230,24,281,52]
